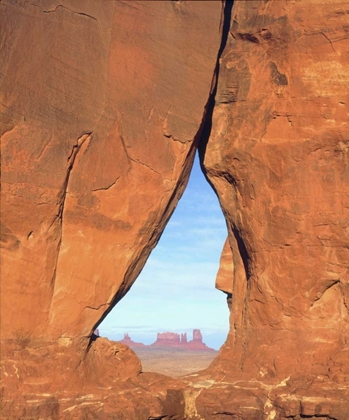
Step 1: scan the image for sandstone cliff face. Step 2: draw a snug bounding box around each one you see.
[1,0,222,417]
[204,0,349,379]
[1,0,349,419]
[215,237,234,296]
[198,0,349,417]
[1,0,222,342]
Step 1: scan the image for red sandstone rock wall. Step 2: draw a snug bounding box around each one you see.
[1,0,349,418]
[1,1,223,417]
[197,1,349,417]
[215,237,234,295]
[1,0,222,343]
[203,0,349,382]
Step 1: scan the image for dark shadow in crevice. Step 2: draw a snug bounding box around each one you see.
[232,226,251,281]
[196,0,251,281]
[89,0,235,348]
[198,0,234,168]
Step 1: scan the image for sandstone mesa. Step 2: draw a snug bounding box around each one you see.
[119,329,215,351]
[1,0,349,419]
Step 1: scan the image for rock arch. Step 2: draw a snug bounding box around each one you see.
[1,0,348,418]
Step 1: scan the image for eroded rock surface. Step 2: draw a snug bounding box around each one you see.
[198,0,349,417]
[1,0,222,417]
[1,0,222,343]
[204,0,349,378]
[1,0,349,418]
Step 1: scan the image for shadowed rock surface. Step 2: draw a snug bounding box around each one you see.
[1,0,349,419]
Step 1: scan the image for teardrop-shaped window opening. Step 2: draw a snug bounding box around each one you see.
[99,155,229,377]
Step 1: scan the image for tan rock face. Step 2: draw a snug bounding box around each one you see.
[203,0,349,380]
[1,0,222,342]
[215,236,233,295]
[2,0,349,418]
[1,1,223,417]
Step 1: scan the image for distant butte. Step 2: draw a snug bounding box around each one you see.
[119,333,146,348]
[119,329,215,351]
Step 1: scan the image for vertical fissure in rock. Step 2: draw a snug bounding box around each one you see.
[49,133,92,300]
[90,1,234,342]
[198,0,234,165]
[197,0,242,268]
[198,0,251,281]
[197,0,254,359]
[232,226,250,281]
[57,132,93,222]
[197,0,251,276]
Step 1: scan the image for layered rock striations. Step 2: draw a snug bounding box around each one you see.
[1,0,349,418]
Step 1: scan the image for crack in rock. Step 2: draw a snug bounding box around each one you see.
[49,132,92,295]
[42,4,99,24]
[92,177,120,192]
[57,132,93,222]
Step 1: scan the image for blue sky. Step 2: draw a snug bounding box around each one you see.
[99,154,229,350]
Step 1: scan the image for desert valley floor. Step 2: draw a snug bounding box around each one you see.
[134,348,218,377]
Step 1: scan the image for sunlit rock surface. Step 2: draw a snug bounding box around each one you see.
[1,0,222,417]
[205,0,349,378]
[1,0,221,342]
[200,0,349,418]
[1,0,349,418]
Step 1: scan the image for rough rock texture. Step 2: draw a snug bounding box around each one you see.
[197,0,349,417]
[1,0,222,418]
[1,0,222,343]
[1,0,349,418]
[215,237,234,296]
[204,0,349,378]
